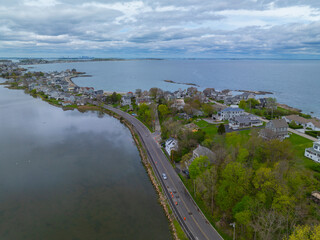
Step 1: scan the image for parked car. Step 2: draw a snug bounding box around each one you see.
[182,170,190,178]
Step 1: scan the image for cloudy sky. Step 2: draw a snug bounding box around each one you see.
[0,0,320,58]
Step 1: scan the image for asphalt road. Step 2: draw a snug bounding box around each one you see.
[104,105,223,240]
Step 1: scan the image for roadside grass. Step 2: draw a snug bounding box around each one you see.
[173,219,188,240]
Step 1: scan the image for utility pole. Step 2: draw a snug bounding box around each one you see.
[230,222,236,240]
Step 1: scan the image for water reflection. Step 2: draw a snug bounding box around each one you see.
[0,86,171,240]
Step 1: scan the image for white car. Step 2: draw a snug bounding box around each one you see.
[162,173,167,180]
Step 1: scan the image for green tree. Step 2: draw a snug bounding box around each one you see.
[202,104,214,117]
[239,100,246,109]
[237,147,249,163]
[247,98,260,108]
[138,103,152,126]
[266,97,277,118]
[158,104,170,118]
[111,92,118,103]
[189,156,210,179]
[217,162,251,211]
[286,225,320,240]
[217,123,225,135]
[149,87,159,99]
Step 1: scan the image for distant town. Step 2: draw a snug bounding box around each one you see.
[1,59,320,240]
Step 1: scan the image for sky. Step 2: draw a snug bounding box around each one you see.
[0,0,320,59]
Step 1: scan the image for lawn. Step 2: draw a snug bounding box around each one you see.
[286,133,316,169]
[225,130,251,147]
[195,120,218,137]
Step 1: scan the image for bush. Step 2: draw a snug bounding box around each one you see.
[309,164,320,173]
[314,173,320,181]
[299,113,312,119]
[289,121,303,129]
[305,131,320,138]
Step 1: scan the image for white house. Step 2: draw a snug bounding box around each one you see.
[165,138,178,156]
[216,107,245,121]
[171,99,185,110]
[305,141,320,163]
[121,96,131,106]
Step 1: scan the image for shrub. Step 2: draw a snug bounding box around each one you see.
[309,164,320,173]
[289,121,303,129]
[305,131,320,138]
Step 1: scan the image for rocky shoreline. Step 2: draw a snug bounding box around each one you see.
[234,89,273,95]
[164,79,200,87]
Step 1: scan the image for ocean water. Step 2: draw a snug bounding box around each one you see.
[25,59,320,117]
[0,85,171,240]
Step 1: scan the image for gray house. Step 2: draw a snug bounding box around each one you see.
[229,114,263,130]
[185,145,215,169]
[261,118,289,140]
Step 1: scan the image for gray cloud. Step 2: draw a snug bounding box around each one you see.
[0,0,319,58]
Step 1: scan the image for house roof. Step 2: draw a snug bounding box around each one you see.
[310,119,320,128]
[193,145,215,160]
[269,118,288,128]
[221,107,244,112]
[285,115,320,128]
[312,191,320,200]
[232,115,252,124]
[285,115,309,124]
[166,138,178,146]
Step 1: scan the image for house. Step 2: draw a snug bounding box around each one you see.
[121,96,131,106]
[165,138,178,156]
[191,108,204,117]
[185,145,215,169]
[95,90,104,96]
[260,119,289,140]
[305,140,320,163]
[126,92,134,98]
[311,191,320,204]
[173,89,186,99]
[136,96,152,105]
[239,92,256,100]
[283,115,320,131]
[164,91,175,101]
[171,99,185,110]
[203,88,216,98]
[216,107,245,120]
[178,113,192,120]
[62,101,73,107]
[257,98,268,108]
[229,114,263,130]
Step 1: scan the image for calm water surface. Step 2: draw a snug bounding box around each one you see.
[26,59,320,117]
[0,83,171,240]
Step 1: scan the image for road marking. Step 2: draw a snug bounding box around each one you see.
[149,141,212,240]
[106,106,220,240]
